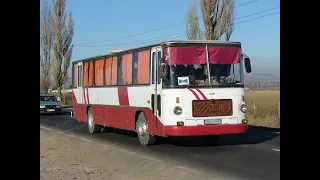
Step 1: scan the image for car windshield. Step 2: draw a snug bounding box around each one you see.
[163,45,243,88]
[40,96,57,102]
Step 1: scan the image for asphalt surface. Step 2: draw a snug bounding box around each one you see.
[40,109,280,180]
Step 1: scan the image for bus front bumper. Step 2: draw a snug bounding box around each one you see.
[163,124,247,136]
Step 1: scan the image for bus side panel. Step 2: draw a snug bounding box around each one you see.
[143,109,164,136]
[71,90,80,120]
[96,106,136,131]
[79,104,88,123]
[90,105,164,136]
[71,104,87,123]
[72,89,84,122]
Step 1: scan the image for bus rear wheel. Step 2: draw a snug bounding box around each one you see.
[136,112,156,146]
[87,107,101,134]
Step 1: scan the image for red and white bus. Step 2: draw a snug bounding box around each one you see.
[71,40,252,146]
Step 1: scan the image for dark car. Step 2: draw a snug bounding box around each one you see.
[40,94,61,114]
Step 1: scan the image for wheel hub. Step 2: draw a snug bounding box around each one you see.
[137,122,147,138]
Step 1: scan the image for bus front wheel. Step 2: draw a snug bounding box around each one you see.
[136,112,156,146]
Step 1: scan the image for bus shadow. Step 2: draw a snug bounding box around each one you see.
[165,125,280,147]
[105,125,280,147]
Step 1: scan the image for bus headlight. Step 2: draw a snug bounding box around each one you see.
[240,104,247,113]
[173,106,183,115]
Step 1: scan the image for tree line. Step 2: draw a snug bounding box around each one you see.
[40,0,74,101]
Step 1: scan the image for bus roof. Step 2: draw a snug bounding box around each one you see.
[72,40,241,64]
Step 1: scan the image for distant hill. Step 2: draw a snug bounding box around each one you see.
[245,73,279,82]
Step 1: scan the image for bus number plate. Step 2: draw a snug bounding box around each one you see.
[204,119,222,125]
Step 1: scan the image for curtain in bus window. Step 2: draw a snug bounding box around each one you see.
[137,50,150,84]
[84,62,89,86]
[88,61,94,86]
[122,53,133,85]
[166,46,241,65]
[166,46,206,65]
[94,59,104,86]
[208,46,241,64]
[111,57,118,85]
[105,57,112,85]
[73,64,78,87]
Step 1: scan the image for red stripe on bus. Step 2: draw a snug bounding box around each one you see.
[195,89,207,100]
[83,89,87,104]
[117,86,130,106]
[86,88,90,104]
[189,89,200,100]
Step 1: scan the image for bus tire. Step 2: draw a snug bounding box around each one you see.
[87,107,101,134]
[136,112,156,146]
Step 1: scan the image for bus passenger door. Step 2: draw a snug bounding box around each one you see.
[77,62,85,121]
[150,46,163,135]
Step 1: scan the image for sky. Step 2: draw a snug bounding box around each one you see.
[41,0,280,75]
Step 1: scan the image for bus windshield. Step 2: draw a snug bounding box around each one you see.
[163,46,243,88]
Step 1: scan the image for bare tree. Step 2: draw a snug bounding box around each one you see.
[222,0,234,40]
[51,0,74,101]
[199,0,235,40]
[186,1,203,40]
[40,0,53,94]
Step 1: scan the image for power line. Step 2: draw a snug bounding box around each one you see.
[74,0,261,45]
[235,0,259,8]
[235,11,279,24]
[236,6,279,20]
[75,33,185,48]
[74,11,279,48]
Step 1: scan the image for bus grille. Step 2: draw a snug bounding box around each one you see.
[192,99,233,117]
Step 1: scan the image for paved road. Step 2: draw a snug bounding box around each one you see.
[40,110,280,180]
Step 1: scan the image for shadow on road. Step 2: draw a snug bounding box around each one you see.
[40,113,62,116]
[40,111,71,116]
[41,111,280,148]
[101,125,280,147]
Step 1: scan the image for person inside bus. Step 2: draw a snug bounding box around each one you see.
[175,65,189,77]
[186,65,196,84]
[210,64,231,84]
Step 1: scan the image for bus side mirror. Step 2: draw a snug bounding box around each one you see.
[244,57,252,73]
[159,63,168,79]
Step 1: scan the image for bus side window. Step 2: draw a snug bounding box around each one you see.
[157,51,162,84]
[152,52,156,84]
[118,55,123,85]
[133,51,139,84]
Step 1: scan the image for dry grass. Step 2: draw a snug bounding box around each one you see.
[246,90,280,129]
[61,89,280,128]
[61,93,72,107]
